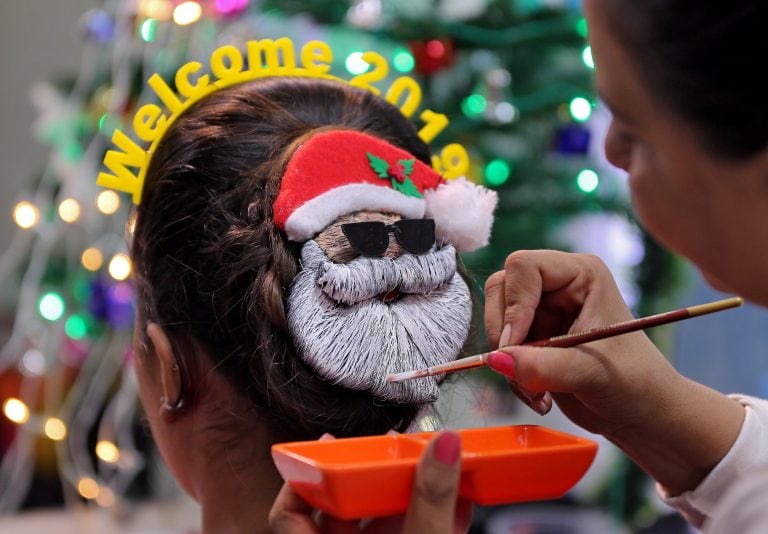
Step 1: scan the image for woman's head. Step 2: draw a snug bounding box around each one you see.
[585,0,768,303]
[596,0,767,159]
[131,78,437,445]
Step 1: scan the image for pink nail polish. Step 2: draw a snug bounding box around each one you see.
[433,431,461,466]
[485,351,516,378]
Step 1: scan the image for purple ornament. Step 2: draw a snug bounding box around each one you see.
[554,125,591,155]
[88,278,110,322]
[107,282,135,329]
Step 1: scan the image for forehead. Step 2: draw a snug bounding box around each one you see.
[584,0,653,119]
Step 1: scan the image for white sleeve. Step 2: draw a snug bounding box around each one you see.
[658,394,768,527]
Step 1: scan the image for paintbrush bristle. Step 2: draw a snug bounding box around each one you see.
[387,369,429,382]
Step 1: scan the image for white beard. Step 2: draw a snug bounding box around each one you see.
[287,240,471,404]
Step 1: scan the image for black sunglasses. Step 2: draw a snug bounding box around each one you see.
[340,219,436,256]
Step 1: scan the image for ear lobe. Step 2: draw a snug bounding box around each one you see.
[146,323,183,410]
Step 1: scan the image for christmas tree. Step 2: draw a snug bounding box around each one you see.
[0,0,682,527]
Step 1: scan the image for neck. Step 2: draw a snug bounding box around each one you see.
[194,439,283,533]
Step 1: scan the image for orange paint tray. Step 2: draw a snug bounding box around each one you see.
[271,425,598,519]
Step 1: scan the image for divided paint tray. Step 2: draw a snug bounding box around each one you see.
[271,425,598,519]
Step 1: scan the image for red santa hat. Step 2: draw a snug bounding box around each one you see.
[273,130,497,252]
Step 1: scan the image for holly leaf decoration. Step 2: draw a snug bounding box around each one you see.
[392,176,423,198]
[367,153,390,178]
[398,158,414,179]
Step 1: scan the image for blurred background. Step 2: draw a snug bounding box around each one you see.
[1,1,767,532]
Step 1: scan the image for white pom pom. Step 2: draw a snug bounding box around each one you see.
[424,177,498,252]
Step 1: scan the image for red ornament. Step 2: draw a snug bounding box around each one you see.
[410,38,455,75]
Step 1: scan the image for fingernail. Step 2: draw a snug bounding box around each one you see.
[485,351,516,378]
[319,432,335,440]
[498,323,512,349]
[433,431,461,466]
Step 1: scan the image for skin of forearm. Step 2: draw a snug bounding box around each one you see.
[607,376,746,496]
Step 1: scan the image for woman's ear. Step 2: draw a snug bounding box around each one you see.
[146,323,183,411]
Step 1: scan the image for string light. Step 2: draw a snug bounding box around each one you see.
[39,292,66,321]
[139,18,158,42]
[461,94,487,117]
[345,52,368,75]
[65,315,89,340]
[13,201,40,229]
[44,417,67,441]
[173,1,202,25]
[576,17,588,38]
[3,398,30,424]
[577,169,599,193]
[582,46,594,69]
[77,477,100,500]
[19,349,46,377]
[569,97,592,122]
[108,253,132,281]
[484,159,511,187]
[96,440,120,464]
[392,47,415,73]
[140,0,173,20]
[58,198,81,223]
[96,190,120,215]
[214,0,249,15]
[81,247,104,271]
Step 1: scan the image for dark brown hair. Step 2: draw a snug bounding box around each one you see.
[131,78,432,441]
[602,0,767,159]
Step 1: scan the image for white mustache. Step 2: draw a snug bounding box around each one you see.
[299,241,458,306]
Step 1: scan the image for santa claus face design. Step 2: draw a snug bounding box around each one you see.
[274,130,496,405]
[287,211,472,404]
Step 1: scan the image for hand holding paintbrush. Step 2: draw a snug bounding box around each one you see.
[388,296,743,382]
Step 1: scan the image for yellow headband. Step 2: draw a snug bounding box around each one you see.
[97,36,470,205]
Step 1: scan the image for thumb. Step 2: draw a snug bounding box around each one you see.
[403,431,462,534]
[486,346,599,394]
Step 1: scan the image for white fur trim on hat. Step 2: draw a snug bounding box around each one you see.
[284,183,426,241]
[424,177,498,252]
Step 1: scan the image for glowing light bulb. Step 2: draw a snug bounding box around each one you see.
[484,159,511,187]
[139,18,157,42]
[392,48,415,73]
[58,198,81,223]
[461,94,487,117]
[3,398,30,424]
[96,440,120,463]
[141,0,173,20]
[19,349,46,377]
[39,292,65,321]
[108,253,132,281]
[44,417,67,441]
[345,52,368,75]
[65,315,88,340]
[173,1,202,25]
[13,201,40,229]
[96,190,120,215]
[582,46,594,69]
[569,97,592,122]
[577,169,599,193]
[81,247,104,271]
[78,477,100,500]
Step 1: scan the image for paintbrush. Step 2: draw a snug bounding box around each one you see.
[387,296,743,383]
